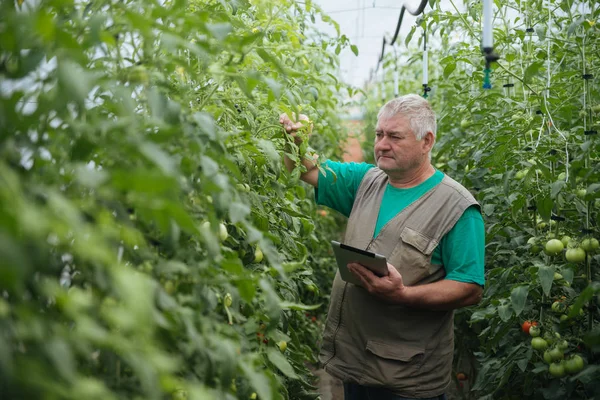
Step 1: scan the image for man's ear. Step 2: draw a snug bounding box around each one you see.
[422,131,435,153]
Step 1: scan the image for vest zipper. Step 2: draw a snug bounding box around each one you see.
[322,281,348,367]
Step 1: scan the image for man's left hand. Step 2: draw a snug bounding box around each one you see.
[347,262,405,303]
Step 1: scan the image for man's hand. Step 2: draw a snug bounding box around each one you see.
[348,262,483,310]
[279,113,312,144]
[347,262,406,303]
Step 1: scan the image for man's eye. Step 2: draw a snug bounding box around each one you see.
[375,133,383,137]
[391,136,401,140]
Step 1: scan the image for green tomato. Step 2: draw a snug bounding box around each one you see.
[219,223,228,241]
[529,325,541,337]
[545,239,564,255]
[253,247,264,263]
[553,272,563,281]
[581,238,599,252]
[460,119,472,129]
[565,247,586,263]
[224,293,233,307]
[549,362,565,378]
[576,189,587,199]
[277,341,287,352]
[560,236,572,247]
[552,301,566,313]
[516,169,529,179]
[543,350,553,364]
[564,355,584,374]
[556,340,569,351]
[549,347,564,361]
[164,280,176,295]
[531,337,549,351]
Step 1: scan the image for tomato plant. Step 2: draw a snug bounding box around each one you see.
[0,0,356,398]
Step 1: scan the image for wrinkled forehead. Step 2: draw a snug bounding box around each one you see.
[375,114,412,132]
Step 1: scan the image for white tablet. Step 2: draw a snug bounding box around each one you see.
[331,241,389,286]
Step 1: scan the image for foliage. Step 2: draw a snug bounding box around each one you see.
[0,0,352,399]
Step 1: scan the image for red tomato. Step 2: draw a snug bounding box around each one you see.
[522,320,538,334]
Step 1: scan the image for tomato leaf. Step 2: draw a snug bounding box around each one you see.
[267,349,298,379]
[279,301,321,311]
[538,265,555,296]
[510,285,529,316]
[240,360,273,400]
[536,196,553,221]
[497,303,512,322]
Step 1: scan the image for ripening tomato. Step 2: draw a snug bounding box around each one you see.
[522,320,538,334]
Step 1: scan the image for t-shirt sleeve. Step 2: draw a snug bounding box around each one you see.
[315,160,374,217]
[442,205,485,286]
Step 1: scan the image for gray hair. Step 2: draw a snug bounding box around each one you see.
[377,94,437,140]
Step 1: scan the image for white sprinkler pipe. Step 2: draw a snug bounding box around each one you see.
[483,0,493,49]
[422,45,428,85]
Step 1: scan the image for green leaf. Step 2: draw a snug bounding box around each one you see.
[443,62,456,79]
[350,44,359,56]
[498,303,512,322]
[510,285,529,316]
[206,22,232,41]
[229,202,250,224]
[57,59,90,104]
[482,204,495,216]
[538,265,555,296]
[405,26,416,46]
[279,301,321,311]
[240,360,272,400]
[193,112,216,139]
[536,196,553,221]
[267,349,298,379]
[235,278,256,302]
[139,142,175,175]
[523,62,543,84]
[550,180,566,198]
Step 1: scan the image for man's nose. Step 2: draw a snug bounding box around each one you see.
[375,136,391,150]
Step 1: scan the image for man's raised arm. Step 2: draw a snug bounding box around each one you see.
[280,113,320,188]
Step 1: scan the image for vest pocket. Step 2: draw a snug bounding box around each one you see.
[363,340,424,385]
[400,227,437,255]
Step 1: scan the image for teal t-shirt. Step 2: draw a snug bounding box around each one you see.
[316,160,485,286]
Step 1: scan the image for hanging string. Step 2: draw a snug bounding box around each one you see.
[381,62,386,101]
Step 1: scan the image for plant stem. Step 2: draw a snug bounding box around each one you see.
[197,84,219,111]
[496,62,539,96]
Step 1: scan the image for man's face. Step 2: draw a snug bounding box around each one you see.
[374,114,432,174]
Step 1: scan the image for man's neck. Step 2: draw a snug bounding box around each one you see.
[387,164,436,189]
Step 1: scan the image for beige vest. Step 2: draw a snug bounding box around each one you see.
[319,168,479,398]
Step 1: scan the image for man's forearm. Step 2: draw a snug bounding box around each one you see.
[392,280,483,311]
[283,143,319,186]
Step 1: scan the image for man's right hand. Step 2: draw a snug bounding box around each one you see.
[279,112,319,188]
[279,113,312,144]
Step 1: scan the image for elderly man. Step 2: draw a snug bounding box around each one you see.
[281,94,484,400]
